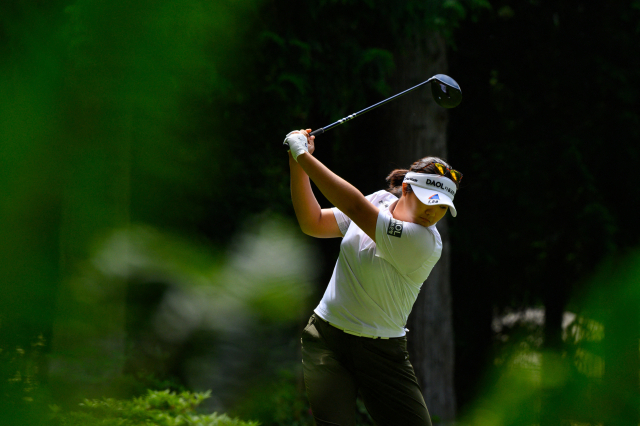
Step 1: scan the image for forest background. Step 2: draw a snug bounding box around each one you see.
[1,0,640,425]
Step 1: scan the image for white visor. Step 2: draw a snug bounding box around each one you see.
[402,172,458,217]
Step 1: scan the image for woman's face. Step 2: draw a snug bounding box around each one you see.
[402,185,448,227]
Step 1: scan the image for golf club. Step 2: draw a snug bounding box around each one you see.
[308,74,462,138]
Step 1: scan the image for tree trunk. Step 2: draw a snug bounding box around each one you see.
[381,32,456,423]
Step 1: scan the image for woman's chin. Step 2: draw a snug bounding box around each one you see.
[417,218,431,227]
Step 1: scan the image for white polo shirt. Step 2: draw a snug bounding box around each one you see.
[314,190,442,338]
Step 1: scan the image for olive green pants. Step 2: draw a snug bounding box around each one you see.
[301,314,432,426]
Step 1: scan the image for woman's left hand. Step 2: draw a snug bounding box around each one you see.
[284,129,315,161]
[289,129,315,155]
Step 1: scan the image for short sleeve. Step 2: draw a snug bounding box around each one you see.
[374,211,437,275]
[331,207,351,236]
[332,191,396,237]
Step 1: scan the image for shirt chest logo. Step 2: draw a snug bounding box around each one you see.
[387,218,404,238]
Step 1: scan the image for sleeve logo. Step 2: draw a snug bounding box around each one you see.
[387,218,404,238]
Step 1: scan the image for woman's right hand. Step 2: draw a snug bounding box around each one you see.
[301,129,315,155]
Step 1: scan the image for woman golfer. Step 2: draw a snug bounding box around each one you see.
[284,129,461,426]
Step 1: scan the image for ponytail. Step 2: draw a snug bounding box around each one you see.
[385,169,411,197]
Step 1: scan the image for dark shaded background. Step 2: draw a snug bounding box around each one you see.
[1,0,639,425]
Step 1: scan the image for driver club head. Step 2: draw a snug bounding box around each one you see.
[430,74,462,108]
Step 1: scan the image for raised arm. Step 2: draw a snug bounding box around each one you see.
[286,130,379,242]
[289,130,343,238]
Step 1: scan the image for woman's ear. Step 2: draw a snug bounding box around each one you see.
[402,183,409,196]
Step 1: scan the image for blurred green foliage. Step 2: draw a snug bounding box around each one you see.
[51,389,258,426]
[2,0,640,424]
[0,0,307,422]
[457,251,640,426]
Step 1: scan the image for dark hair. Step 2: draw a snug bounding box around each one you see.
[385,156,458,197]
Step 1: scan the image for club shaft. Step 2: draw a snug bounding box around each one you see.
[309,78,434,137]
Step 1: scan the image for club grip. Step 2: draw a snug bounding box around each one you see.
[283,128,322,151]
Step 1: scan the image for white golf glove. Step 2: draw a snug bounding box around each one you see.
[283,131,308,162]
